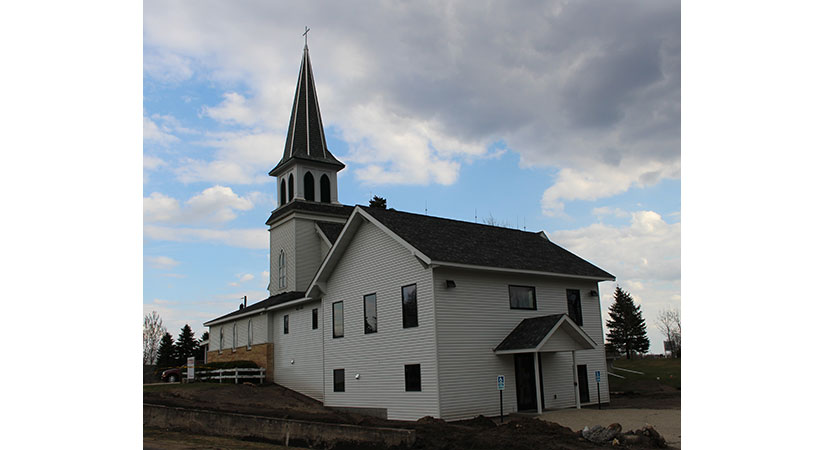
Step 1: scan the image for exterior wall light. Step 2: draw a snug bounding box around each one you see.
[290,359,295,364]
[355,373,360,379]
[590,290,598,297]
[445,280,457,288]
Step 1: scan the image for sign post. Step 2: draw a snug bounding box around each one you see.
[497,375,505,424]
[187,357,195,382]
[595,370,601,409]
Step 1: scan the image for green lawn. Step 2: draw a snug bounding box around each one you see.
[608,358,681,391]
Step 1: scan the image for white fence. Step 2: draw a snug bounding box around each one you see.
[195,367,266,384]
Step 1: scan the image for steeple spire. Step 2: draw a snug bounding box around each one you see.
[269,43,344,177]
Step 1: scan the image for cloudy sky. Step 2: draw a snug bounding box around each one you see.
[143,0,680,352]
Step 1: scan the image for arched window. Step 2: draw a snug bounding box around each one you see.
[288,174,294,201]
[320,174,331,203]
[280,179,286,206]
[232,323,237,351]
[247,319,253,349]
[278,249,286,288]
[219,327,224,353]
[304,172,315,202]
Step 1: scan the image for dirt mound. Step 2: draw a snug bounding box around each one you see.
[452,415,497,429]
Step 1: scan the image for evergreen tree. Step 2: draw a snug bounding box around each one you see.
[200,331,209,344]
[368,195,387,209]
[156,332,177,368]
[605,286,650,359]
[173,324,199,365]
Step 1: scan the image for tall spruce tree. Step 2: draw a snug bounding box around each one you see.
[606,286,650,359]
[156,332,177,368]
[173,324,199,365]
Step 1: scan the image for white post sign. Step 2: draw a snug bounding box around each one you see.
[187,357,195,381]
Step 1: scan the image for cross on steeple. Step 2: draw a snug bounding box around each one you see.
[303,26,310,48]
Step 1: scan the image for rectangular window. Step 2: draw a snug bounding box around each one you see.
[333,369,345,392]
[509,285,536,310]
[284,315,289,334]
[363,293,377,334]
[402,284,418,328]
[567,289,583,326]
[332,301,344,338]
[404,364,422,392]
[312,308,318,330]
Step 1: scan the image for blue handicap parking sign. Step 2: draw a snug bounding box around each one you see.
[595,371,601,382]
[497,375,505,390]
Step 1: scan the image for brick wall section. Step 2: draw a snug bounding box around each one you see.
[207,343,274,382]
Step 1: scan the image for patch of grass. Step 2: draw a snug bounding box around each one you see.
[609,358,680,391]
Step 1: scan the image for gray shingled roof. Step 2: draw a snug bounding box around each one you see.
[270,46,344,176]
[316,221,345,244]
[494,314,567,351]
[361,207,614,279]
[266,200,353,226]
[205,291,305,325]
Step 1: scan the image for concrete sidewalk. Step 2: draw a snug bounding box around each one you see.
[538,408,681,449]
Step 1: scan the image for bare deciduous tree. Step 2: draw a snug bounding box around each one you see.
[656,306,681,358]
[143,311,166,365]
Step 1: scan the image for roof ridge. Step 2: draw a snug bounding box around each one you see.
[358,205,544,236]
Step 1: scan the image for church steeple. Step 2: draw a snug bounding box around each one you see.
[270,45,345,178]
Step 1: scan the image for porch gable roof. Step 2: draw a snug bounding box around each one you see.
[494,314,597,354]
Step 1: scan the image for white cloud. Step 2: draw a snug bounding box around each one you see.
[143,185,259,225]
[143,116,179,144]
[203,92,259,126]
[550,210,680,281]
[549,210,680,354]
[144,224,268,249]
[174,132,281,185]
[146,255,180,269]
[144,49,194,83]
[592,206,630,218]
[228,273,255,286]
[542,160,680,216]
[144,1,679,199]
[144,155,166,170]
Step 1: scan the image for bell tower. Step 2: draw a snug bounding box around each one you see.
[267,42,348,297]
[269,43,345,207]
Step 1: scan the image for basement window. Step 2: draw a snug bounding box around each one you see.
[333,369,345,392]
[405,364,421,392]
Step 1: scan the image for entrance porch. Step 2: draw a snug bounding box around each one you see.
[494,314,597,413]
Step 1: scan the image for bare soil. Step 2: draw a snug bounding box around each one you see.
[144,382,676,449]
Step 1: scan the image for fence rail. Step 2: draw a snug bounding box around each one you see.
[195,367,265,384]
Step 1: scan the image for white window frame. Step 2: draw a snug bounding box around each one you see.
[278,249,286,288]
[247,319,253,350]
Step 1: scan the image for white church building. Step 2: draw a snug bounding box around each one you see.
[204,44,615,421]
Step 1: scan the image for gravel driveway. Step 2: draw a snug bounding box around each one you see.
[539,407,681,448]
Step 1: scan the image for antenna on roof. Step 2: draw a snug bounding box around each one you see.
[474,208,477,223]
[425,200,428,215]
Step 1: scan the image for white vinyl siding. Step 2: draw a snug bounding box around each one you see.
[209,313,268,352]
[294,218,324,292]
[433,268,610,421]
[269,220,296,295]
[273,300,324,401]
[322,220,439,421]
